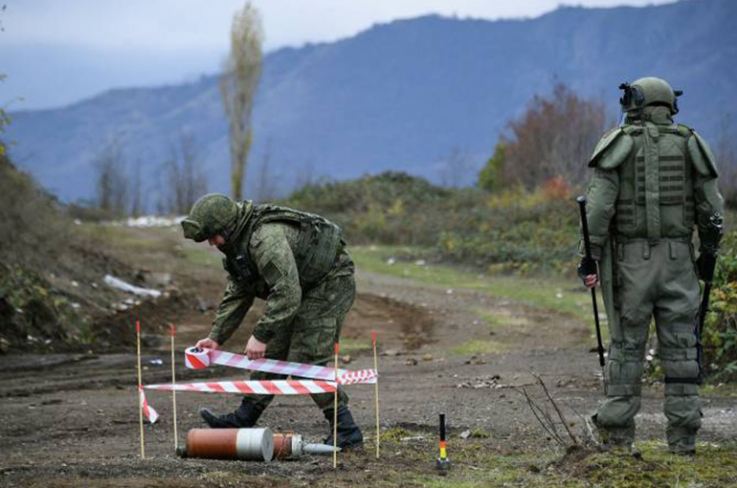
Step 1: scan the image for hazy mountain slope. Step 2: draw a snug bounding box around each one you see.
[8,0,736,203]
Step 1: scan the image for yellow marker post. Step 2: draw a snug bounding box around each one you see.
[170,323,178,452]
[333,342,339,469]
[136,318,145,460]
[372,331,380,459]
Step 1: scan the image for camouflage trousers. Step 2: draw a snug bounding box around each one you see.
[243,273,356,413]
[595,239,702,453]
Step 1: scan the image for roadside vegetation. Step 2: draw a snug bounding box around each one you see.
[367,431,737,488]
[286,172,579,276]
[0,152,88,351]
[704,230,737,382]
[0,153,178,352]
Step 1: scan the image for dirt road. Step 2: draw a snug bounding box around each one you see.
[1,234,735,487]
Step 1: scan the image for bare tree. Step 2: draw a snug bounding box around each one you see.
[129,158,145,217]
[161,133,208,214]
[293,161,316,192]
[0,74,9,156]
[715,113,737,208]
[253,137,277,202]
[93,139,128,216]
[438,146,473,188]
[221,2,264,201]
[499,84,610,190]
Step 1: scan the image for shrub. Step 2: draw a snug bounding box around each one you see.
[282,172,581,275]
[703,231,737,382]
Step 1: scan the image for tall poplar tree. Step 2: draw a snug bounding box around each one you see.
[221,2,263,201]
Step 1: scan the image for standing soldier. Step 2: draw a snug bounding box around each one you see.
[579,77,723,455]
[181,194,364,449]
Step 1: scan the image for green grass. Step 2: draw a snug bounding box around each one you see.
[449,339,506,356]
[79,223,161,250]
[474,310,508,329]
[566,441,737,488]
[387,437,737,488]
[351,245,596,323]
[182,246,221,268]
[339,337,373,354]
[701,382,737,398]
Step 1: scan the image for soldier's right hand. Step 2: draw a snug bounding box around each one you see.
[577,256,598,287]
[195,338,219,350]
[584,274,599,289]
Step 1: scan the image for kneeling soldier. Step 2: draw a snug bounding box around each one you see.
[182,193,363,449]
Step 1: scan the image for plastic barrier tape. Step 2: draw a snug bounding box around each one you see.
[139,386,159,423]
[146,380,337,395]
[184,347,377,385]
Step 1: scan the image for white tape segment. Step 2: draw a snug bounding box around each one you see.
[146,379,337,395]
[184,347,377,385]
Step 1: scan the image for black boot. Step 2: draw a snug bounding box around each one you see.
[323,405,364,450]
[200,399,263,429]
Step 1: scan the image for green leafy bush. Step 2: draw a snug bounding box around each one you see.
[283,171,580,275]
[703,231,737,382]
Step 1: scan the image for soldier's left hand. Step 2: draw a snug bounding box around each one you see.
[245,335,267,360]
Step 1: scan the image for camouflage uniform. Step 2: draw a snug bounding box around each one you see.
[583,78,723,454]
[182,195,362,447]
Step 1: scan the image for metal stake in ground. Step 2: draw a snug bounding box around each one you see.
[136,318,145,460]
[170,323,178,451]
[436,413,451,473]
[333,342,339,469]
[372,331,380,459]
[576,196,607,392]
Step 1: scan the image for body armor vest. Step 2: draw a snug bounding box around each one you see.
[224,204,343,288]
[614,122,695,241]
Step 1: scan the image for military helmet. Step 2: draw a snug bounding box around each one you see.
[619,77,683,114]
[181,193,238,242]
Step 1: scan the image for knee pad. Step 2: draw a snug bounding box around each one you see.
[605,358,644,397]
[664,395,702,431]
[660,346,700,391]
[596,395,641,428]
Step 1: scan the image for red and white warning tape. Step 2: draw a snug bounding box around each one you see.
[141,348,378,421]
[139,386,159,423]
[146,379,336,395]
[185,347,377,385]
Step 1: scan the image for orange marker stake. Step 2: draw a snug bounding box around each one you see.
[372,331,380,459]
[333,342,339,469]
[136,318,145,460]
[170,323,178,451]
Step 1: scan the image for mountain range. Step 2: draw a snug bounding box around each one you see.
[7,0,737,204]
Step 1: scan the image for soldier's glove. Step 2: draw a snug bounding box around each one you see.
[696,251,717,284]
[577,256,598,285]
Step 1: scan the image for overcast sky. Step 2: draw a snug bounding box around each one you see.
[1,0,676,110]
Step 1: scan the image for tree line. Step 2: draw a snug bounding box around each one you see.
[476,83,737,207]
[89,133,207,218]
